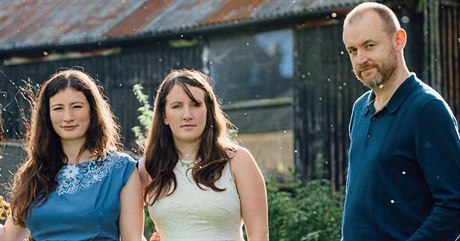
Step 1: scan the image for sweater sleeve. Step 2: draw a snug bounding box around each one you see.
[409,99,460,241]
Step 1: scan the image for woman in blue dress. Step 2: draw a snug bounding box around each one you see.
[0,69,144,241]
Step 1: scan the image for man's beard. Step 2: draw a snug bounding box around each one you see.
[355,49,397,89]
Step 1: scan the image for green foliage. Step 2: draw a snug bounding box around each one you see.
[144,206,156,237]
[132,84,153,148]
[267,178,344,241]
[131,84,155,236]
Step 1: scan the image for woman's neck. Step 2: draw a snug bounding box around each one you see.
[61,140,92,164]
[175,141,200,160]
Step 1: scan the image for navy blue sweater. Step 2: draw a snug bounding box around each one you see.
[342,74,460,240]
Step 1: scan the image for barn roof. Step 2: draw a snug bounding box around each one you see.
[0,0,391,52]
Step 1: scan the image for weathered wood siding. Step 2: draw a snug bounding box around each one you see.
[0,40,203,152]
[294,22,365,190]
[439,1,460,121]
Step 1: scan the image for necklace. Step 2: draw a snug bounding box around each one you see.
[179,159,198,168]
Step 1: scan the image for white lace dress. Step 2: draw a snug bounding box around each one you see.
[147,160,244,241]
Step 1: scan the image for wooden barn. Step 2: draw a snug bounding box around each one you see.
[0,0,458,191]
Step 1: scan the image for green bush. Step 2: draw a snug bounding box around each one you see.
[267,178,344,241]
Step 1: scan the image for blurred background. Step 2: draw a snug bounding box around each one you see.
[0,0,458,201]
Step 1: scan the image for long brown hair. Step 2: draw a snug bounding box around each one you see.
[143,69,237,205]
[10,69,121,227]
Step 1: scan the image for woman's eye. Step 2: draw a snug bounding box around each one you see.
[192,102,202,107]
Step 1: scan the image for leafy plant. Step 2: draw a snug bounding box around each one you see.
[131,84,156,236]
[0,195,11,221]
[143,206,156,237]
[267,177,344,241]
[131,84,153,148]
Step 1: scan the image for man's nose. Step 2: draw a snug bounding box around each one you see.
[355,49,368,64]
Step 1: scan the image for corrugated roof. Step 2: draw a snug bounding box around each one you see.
[0,0,369,51]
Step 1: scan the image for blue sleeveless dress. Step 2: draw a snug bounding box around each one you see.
[26,151,136,241]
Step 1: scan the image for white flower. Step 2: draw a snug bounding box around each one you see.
[62,165,80,179]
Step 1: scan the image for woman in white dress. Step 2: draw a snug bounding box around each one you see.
[139,69,269,241]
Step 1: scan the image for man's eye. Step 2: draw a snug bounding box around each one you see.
[365,44,375,49]
[348,49,356,55]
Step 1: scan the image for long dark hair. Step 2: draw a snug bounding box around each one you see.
[10,69,121,227]
[143,69,237,205]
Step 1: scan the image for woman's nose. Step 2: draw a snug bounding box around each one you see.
[63,109,74,122]
[182,107,192,120]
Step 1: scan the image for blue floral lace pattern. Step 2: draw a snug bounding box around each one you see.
[55,154,125,196]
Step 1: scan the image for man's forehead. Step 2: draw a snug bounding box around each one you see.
[343,13,386,42]
[344,11,383,29]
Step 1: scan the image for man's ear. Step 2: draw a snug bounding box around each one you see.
[394,28,407,52]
